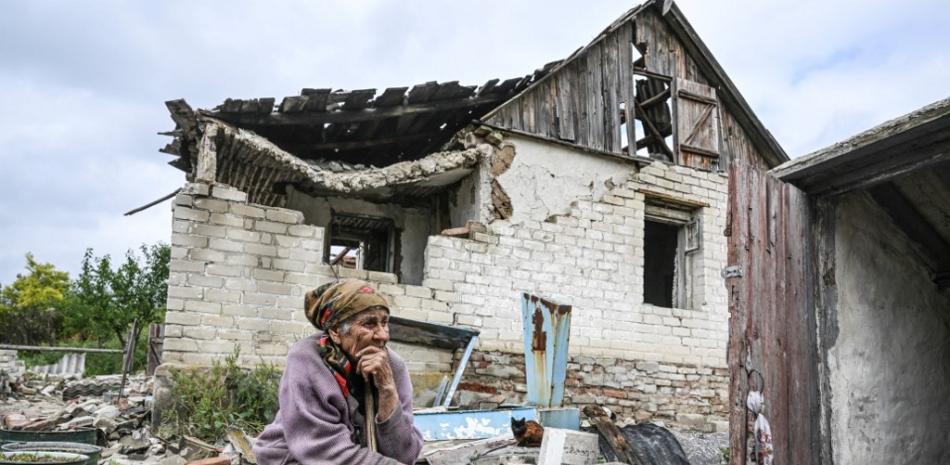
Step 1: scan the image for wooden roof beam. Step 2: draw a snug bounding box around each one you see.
[207,94,504,127]
[868,182,950,288]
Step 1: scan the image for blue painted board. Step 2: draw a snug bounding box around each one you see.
[414,407,537,441]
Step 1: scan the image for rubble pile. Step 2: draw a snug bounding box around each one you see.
[0,375,255,465]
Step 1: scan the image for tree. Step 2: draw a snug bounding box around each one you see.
[0,254,70,345]
[67,244,170,345]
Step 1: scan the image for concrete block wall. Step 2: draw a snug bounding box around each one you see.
[161,160,730,427]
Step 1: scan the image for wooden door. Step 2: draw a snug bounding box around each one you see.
[726,164,822,465]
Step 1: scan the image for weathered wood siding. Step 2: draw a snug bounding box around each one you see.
[485,22,637,156]
[725,137,821,465]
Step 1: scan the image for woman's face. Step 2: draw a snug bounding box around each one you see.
[331,307,390,358]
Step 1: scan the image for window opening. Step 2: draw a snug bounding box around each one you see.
[643,201,702,309]
[644,220,679,308]
[325,213,394,273]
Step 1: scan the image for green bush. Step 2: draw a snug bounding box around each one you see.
[162,350,281,442]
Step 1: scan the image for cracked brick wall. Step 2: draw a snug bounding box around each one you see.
[161,158,730,430]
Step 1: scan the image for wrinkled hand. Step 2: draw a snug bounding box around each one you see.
[355,346,396,392]
[355,346,401,422]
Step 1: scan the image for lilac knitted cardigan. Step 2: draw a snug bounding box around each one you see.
[253,334,424,465]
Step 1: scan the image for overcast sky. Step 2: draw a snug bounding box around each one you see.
[1,0,948,284]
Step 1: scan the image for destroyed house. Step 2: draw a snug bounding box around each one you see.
[157,1,788,433]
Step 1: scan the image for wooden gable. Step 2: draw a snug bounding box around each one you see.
[483,2,787,171]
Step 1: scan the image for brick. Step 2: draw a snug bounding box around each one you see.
[253,269,285,282]
[168,286,203,299]
[368,271,397,284]
[202,315,234,327]
[404,286,433,298]
[210,213,244,227]
[228,229,261,242]
[273,259,305,272]
[181,182,210,196]
[266,209,304,224]
[164,311,202,326]
[206,288,241,303]
[163,339,198,352]
[172,234,208,248]
[236,317,270,331]
[183,327,217,340]
[231,204,265,218]
[192,224,227,238]
[226,254,259,266]
[173,207,210,222]
[244,294,277,306]
[209,238,243,252]
[211,185,247,202]
[255,220,288,234]
[206,264,243,277]
[222,304,259,317]
[190,249,225,262]
[288,224,316,237]
[184,300,221,314]
[245,243,278,257]
[225,278,257,292]
[194,198,229,213]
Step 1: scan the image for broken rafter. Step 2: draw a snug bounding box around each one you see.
[123,189,182,216]
[210,94,505,127]
[634,100,674,158]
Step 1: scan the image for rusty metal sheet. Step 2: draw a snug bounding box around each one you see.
[521,293,572,408]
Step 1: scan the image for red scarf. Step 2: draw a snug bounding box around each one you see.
[317,335,353,397]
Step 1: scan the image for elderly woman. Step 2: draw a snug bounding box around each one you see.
[253,279,424,465]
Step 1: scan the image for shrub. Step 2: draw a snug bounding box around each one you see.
[162,349,281,442]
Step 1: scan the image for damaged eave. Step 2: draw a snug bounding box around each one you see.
[771,96,950,196]
[198,116,490,204]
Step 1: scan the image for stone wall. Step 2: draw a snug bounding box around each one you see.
[160,153,730,429]
[455,350,728,432]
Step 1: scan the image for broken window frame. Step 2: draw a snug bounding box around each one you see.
[642,200,702,309]
[324,212,398,275]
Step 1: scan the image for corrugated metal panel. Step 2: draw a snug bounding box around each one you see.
[29,353,86,377]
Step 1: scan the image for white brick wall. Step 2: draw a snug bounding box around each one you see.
[163,162,728,369]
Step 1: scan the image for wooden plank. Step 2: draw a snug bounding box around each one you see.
[603,27,621,153]
[214,94,505,127]
[341,88,376,111]
[373,87,408,107]
[475,78,500,97]
[556,69,575,141]
[301,88,331,112]
[575,61,590,147]
[620,23,637,157]
[278,96,307,113]
[587,42,605,151]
